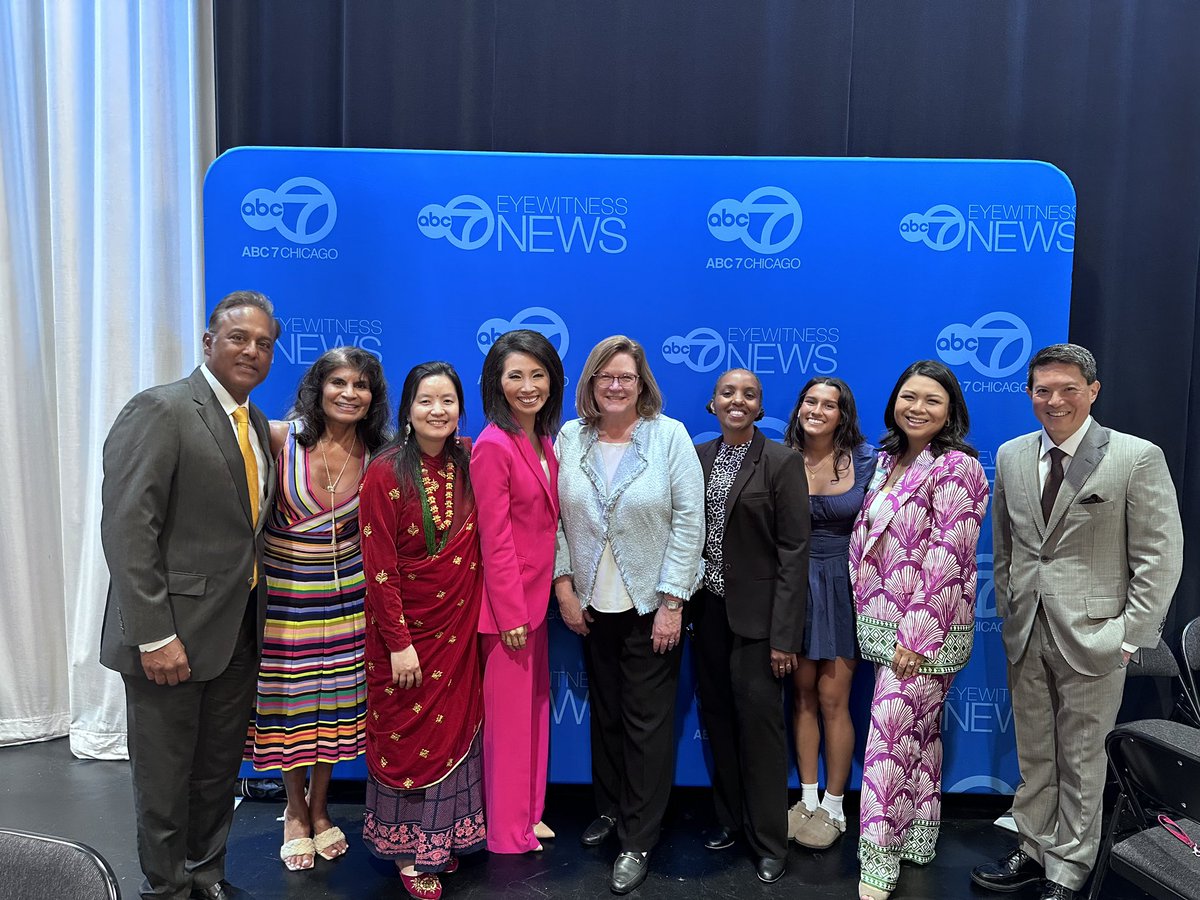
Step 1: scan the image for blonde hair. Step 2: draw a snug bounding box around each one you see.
[573,335,664,427]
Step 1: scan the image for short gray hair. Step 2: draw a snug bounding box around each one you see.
[1027,343,1097,388]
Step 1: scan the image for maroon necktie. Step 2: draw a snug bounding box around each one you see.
[1041,447,1067,524]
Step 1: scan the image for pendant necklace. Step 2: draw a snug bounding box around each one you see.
[804,451,834,474]
[319,432,359,591]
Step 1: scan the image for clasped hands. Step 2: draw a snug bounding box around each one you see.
[891,644,927,678]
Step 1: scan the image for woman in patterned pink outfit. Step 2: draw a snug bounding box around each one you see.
[849,360,989,900]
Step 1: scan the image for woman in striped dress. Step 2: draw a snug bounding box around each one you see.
[246,347,392,871]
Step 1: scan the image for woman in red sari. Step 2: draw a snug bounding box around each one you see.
[359,361,485,900]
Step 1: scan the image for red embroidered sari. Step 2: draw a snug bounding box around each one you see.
[359,448,484,791]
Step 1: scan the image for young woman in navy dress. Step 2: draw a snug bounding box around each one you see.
[784,377,875,850]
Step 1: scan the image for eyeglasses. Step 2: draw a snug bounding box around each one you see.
[592,373,639,388]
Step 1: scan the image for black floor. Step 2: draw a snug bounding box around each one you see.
[1,738,1150,899]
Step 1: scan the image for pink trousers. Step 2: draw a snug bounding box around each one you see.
[480,622,550,853]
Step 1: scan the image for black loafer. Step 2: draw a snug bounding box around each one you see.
[582,814,617,847]
[610,851,650,894]
[756,856,786,884]
[970,848,1044,892]
[704,826,739,851]
[190,882,253,900]
[1038,883,1076,900]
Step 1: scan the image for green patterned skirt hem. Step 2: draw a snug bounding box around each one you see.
[859,838,899,891]
[859,819,941,891]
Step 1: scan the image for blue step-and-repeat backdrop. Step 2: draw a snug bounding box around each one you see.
[207,148,1075,792]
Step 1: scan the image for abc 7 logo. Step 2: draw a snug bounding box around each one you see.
[240,177,337,245]
[936,312,1032,379]
[945,775,1015,794]
[899,204,966,251]
[476,307,570,358]
[692,415,788,446]
[707,186,803,255]
[662,327,725,373]
[417,195,495,250]
[974,553,996,620]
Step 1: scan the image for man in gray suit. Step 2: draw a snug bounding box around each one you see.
[100,290,279,900]
[971,344,1184,900]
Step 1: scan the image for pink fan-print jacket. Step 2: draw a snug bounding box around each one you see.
[849,448,990,675]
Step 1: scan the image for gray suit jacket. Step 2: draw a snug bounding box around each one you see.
[993,420,1183,676]
[99,367,276,681]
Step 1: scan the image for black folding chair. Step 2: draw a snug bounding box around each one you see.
[0,828,120,900]
[1127,637,1182,678]
[1180,617,1200,725]
[1087,720,1200,900]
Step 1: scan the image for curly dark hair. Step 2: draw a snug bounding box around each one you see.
[480,330,565,436]
[287,347,391,451]
[878,360,978,459]
[382,361,472,500]
[784,377,866,481]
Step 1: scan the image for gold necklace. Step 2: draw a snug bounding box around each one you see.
[318,432,359,591]
[320,433,358,494]
[803,451,834,473]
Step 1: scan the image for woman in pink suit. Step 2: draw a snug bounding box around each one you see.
[850,360,989,900]
[472,329,565,854]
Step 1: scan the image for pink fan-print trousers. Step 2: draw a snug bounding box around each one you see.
[858,665,956,893]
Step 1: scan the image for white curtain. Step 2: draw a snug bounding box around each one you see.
[0,1,215,756]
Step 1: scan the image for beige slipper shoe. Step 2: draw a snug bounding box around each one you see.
[280,837,316,871]
[794,806,846,849]
[787,801,814,841]
[313,825,348,860]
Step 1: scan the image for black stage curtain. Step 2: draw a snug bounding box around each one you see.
[214,0,1199,645]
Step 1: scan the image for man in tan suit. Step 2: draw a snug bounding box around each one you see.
[101,291,278,900]
[972,344,1183,900]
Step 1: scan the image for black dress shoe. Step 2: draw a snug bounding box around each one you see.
[970,847,1044,892]
[190,882,254,900]
[610,851,650,894]
[703,826,739,850]
[582,814,617,847]
[756,856,786,884]
[1038,882,1076,900]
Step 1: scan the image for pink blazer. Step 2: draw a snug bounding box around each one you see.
[472,423,561,634]
[849,448,989,674]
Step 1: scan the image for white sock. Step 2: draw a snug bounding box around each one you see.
[821,792,845,821]
[801,783,819,812]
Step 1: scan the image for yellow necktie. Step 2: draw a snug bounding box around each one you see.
[232,407,260,587]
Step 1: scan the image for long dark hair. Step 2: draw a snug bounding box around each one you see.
[480,329,565,436]
[784,376,866,480]
[879,360,978,459]
[384,361,472,498]
[288,347,391,451]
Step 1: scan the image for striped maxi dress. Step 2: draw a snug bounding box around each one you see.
[246,422,368,771]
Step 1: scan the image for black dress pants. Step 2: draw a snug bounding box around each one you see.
[585,607,683,852]
[123,600,259,900]
[691,588,788,859]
